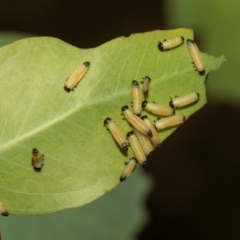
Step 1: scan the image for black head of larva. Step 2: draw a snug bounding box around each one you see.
[64,85,71,92]
[103,117,111,125]
[169,100,174,108]
[144,76,151,82]
[182,115,186,122]
[141,115,148,120]
[180,36,184,42]
[142,100,148,108]
[1,211,9,217]
[122,142,128,151]
[32,148,38,154]
[121,105,129,112]
[186,39,195,44]
[132,80,139,86]
[196,92,200,99]
[120,175,126,182]
[33,166,42,172]
[199,69,205,75]
[158,42,164,51]
[126,131,134,138]
[147,130,153,138]
[84,61,90,67]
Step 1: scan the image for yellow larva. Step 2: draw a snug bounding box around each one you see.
[120,157,137,182]
[104,118,128,151]
[133,128,154,156]
[0,202,9,217]
[131,80,142,116]
[31,148,44,172]
[187,39,205,74]
[64,61,90,92]
[141,115,161,147]
[127,131,147,168]
[154,115,186,131]
[141,76,151,95]
[142,100,174,116]
[158,36,184,51]
[121,105,152,137]
[169,93,199,108]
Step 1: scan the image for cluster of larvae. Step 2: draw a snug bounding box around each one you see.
[104,36,205,182]
[104,81,199,181]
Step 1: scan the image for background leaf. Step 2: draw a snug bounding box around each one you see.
[0,29,225,215]
[167,0,237,104]
[0,169,152,240]
[0,31,34,48]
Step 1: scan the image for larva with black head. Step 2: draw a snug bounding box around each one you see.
[158,36,184,51]
[104,117,128,151]
[141,115,161,147]
[133,128,154,156]
[126,131,147,168]
[131,80,142,116]
[31,148,44,172]
[142,100,174,116]
[141,76,151,95]
[169,93,200,108]
[154,115,186,131]
[187,39,205,75]
[64,61,90,92]
[120,157,137,182]
[121,105,152,137]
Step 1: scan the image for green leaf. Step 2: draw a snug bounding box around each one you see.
[0,29,225,215]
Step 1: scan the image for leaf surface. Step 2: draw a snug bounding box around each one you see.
[0,29,225,215]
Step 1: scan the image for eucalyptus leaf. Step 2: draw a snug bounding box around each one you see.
[0,29,225,215]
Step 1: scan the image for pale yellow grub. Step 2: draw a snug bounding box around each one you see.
[127,131,147,167]
[154,115,185,131]
[120,158,137,181]
[131,80,142,116]
[121,106,152,137]
[142,100,174,116]
[133,128,154,156]
[32,148,44,171]
[187,39,205,74]
[64,61,90,92]
[104,118,128,151]
[170,93,199,108]
[141,115,161,147]
[141,76,151,95]
[158,36,184,51]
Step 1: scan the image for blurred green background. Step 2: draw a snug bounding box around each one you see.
[0,0,239,239]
